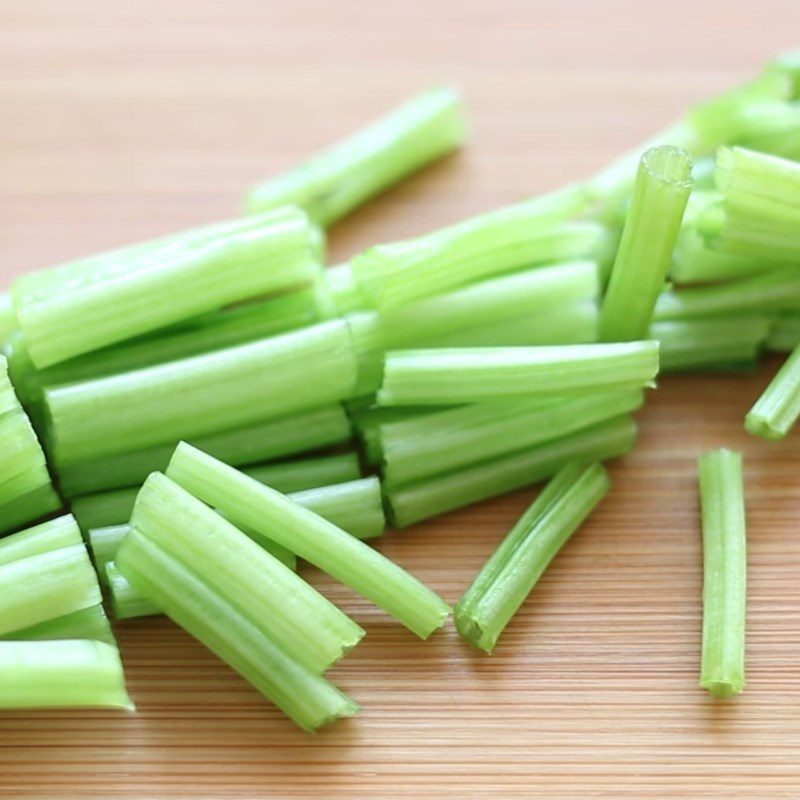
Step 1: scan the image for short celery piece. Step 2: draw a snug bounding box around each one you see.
[106,562,160,620]
[0,640,133,710]
[599,146,693,342]
[377,341,659,406]
[6,604,115,646]
[385,415,637,527]
[166,444,450,639]
[698,449,747,698]
[456,461,610,652]
[118,528,357,730]
[131,472,363,672]
[247,88,465,227]
[744,344,800,440]
[46,320,358,465]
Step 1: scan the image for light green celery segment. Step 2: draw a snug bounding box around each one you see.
[744,344,800,440]
[14,207,321,368]
[130,472,363,672]
[106,562,160,620]
[5,604,115,646]
[377,341,659,406]
[0,293,17,354]
[0,514,81,566]
[46,320,358,465]
[166,444,450,638]
[352,406,436,466]
[456,461,610,653]
[380,390,644,486]
[0,482,62,536]
[324,263,369,315]
[651,317,770,372]
[698,448,747,698]
[117,529,357,731]
[385,415,637,528]
[246,88,465,227]
[0,640,133,710]
[599,146,693,342]
[766,313,800,352]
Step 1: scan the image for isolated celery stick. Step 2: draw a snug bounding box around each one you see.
[698,449,747,698]
[380,390,643,485]
[599,146,693,341]
[6,604,115,645]
[456,462,610,652]
[247,88,465,227]
[377,341,658,406]
[131,472,363,672]
[117,528,357,730]
[166,444,450,638]
[767,313,800,351]
[385,415,636,527]
[745,344,800,440]
[106,562,160,620]
[0,640,132,710]
[46,320,358,465]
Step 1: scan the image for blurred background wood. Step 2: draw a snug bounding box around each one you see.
[2,1,800,797]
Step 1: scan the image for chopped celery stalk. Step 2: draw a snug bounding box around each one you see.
[0,514,81,566]
[456,462,610,652]
[386,415,637,528]
[106,562,160,620]
[324,263,368,315]
[0,293,17,354]
[767,49,800,99]
[698,449,747,698]
[352,405,436,466]
[73,493,138,533]
[247,88,465,227]
[0,640,133,710]
[6,604,115,646]
[117,529,357,731]
[651,317,770,372]
[46,320,358,465]
[131,472,364,672]
[0,482,62,535]
[377,342,659,406]
[766,313,800,352]
[744,344,800,440]
[57,403,353,496]
[166,444,450,638]
[380,390,643,485]
[599,147,693,342]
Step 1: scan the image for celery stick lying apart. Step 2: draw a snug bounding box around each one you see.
[745,344,800,439]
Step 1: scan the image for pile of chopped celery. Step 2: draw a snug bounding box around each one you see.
[5,51,800,727]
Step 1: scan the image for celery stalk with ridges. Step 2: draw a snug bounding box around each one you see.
[744,344,800,439]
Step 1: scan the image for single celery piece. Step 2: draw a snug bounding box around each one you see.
[456,461,610,652]
[766,313,800,352]
[6,604,115,645]
[106,562,160,620]
[247,88,465,227]
[380,390,643,485]
[57,403,352,496]
[0,293,17,354]
[385,415,636,528]
[130,472,364,672]
[45,320,358,465]
[166,444,450,638]
[117,528,357,731]
[0,640,133,710]
[377,341,659,406]
[698,449,747,698]
[14,208,321,368]
[599,146,693,342]
[744,344,800,440]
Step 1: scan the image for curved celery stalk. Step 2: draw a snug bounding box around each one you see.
[0,640,133,710]
[6,604,115,645]
[745,344,800,439]
[117,528,356,730]
[46,320,358,465]
[247,88,465,227]
[698,449,746,698]
[166,444,450,639]
[377,342,659,406]
[599,146,693,342]
[106,562,159,620]
[456,462,610,652]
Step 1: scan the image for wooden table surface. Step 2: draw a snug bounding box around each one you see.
[3,2,800,797]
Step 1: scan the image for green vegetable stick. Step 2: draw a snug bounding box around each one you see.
[106,562,160,620]
[745,344,800,439]
[5,604,115,646]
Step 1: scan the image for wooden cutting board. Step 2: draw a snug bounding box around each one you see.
[2,2,800,797]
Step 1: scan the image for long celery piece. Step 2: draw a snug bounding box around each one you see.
[130,472,364,672]
[166,444,450,638]
[766,313,800,352]
[0,640,133,710]
[744,344,800,440]
[7,604,115,645]
[380,390,643,485]
[0,293,17,354]
[698,449,747,698]
[385,415,636,528]
[599,146,693,342]
[57,403,352,496]
[247,88,465,227]
[456,462,610,652]
[117,529,356,730]
[46,320,358,465]
[106,562,160,620]
[377,342,659,406]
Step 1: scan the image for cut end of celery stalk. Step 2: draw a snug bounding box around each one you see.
[700,675,745,699]
[743,411,786,440]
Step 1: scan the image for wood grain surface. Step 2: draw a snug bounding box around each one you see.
[3,2,800,797]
